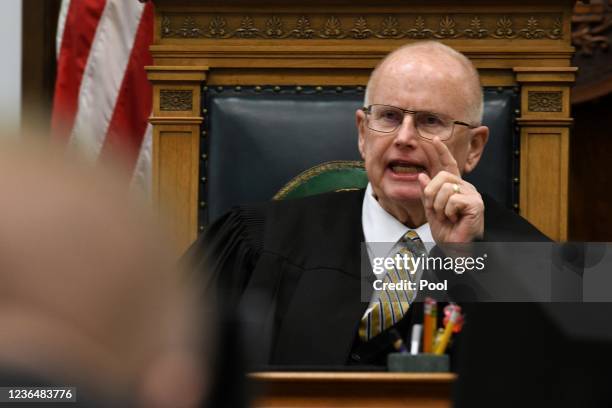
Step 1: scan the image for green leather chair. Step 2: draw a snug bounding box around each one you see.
[273,160,368,201]
[201,85,518,229]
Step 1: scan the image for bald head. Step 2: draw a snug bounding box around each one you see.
[365,41,483,125]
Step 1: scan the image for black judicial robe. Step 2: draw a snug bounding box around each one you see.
[187,189,549,366]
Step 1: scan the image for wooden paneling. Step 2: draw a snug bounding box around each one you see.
[519,128,569,240]
[153,126,200,250]
[571,0,612,103]
[149,0,577,249]
[250,372,455,408]
[147,67,207,250]
[514,66,576,240]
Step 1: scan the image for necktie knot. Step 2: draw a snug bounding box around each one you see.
[400,229,427,258]
[403,230,421,242]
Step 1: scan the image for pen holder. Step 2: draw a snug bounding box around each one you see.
[387,353,450,372]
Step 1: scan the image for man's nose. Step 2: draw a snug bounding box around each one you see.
[393,114,420,147]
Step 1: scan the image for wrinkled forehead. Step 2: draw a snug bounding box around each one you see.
[369,52,476,117]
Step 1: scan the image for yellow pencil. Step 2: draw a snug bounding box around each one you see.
[434,308,459,355]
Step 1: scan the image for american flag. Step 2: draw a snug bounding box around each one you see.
[51,0,154,195]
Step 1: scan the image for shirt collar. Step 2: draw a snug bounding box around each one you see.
[362,183,433,244]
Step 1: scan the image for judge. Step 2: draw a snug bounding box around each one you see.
[187,41,548,366]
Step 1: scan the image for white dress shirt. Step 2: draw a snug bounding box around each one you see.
[362,183,433,253]
[361,183,433,313]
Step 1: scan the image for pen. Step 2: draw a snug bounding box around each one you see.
[410,324,422,355]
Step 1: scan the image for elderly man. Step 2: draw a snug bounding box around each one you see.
[190,41,546,366]
[358,41,488,244]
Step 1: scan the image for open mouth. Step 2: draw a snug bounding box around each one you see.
[389,161,426,175]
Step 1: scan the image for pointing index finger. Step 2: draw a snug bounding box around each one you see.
[432,136,460,177]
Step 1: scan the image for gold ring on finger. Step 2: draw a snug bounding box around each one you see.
[452,183,461,194]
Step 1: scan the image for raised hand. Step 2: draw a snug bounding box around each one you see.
[417,137,484,243]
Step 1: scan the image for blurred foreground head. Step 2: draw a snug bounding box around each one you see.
[0,138,207,407]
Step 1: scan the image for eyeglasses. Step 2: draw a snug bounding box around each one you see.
[361,104,477,141]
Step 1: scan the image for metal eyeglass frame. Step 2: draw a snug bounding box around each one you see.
[361,104,477,140]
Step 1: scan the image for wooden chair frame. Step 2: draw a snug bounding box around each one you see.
[147,0,577,250]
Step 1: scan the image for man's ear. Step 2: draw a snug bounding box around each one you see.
[463,125,489,174]
[356,108,366,160]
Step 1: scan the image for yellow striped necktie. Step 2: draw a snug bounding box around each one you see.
[359,230,426,341]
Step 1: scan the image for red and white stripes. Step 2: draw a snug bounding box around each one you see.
[51,0,154,195]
